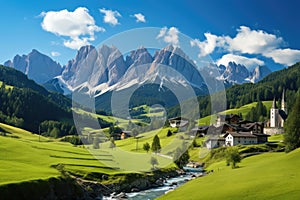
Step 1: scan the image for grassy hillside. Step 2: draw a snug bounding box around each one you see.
[159,148,300,200]
[0,122,176,185]
[198,101,272,125]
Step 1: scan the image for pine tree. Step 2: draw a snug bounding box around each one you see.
[143,142,150,153]
[166,129,172,137]
[173,147,190,168]
[151,135,161,153]
[284,90,300,152]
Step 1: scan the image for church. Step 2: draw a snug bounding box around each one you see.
[269,90,288,128]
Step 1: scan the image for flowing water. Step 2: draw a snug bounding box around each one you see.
[103,172,203,200]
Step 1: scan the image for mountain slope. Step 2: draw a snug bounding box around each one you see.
[4,50,62,84]
[226,62,300,109]
[0,64,48,95]
[0,65,72,132]
[159,149,300,200]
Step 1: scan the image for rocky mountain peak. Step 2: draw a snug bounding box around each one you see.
[250,65,272,83]
[125,46,153,67]
[221,62,250,83]
[4,49,62,84]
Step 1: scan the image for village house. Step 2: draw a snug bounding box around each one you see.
[168,117,189,130]
[204,112,270,148]
[190,126,209,137]
[205,138,226,149]
[121,131,132,140]
[224,131,270,146]
[224,132,257,146]
[216,114,241,127]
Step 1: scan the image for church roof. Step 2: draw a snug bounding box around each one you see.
[279,110,288,120]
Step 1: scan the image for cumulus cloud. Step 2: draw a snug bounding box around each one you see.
[157,27,179,46]
[192,26,300,66]
[41,7,104,50]
[217,54,264,69]
[100,8,121,26]
[190,33,227,57]
[51,51,61,57]
[264,48,300,66]
[133,13,146,23]
[226,26,283,54]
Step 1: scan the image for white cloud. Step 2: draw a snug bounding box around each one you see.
[63,37,91,50]
[157,27,179,46]
[192,26,283,57]
[264,48,300,66]
[100,8,121,26]
[226,26,283,54]
[190,33,227,57]
[192,26,300,66]
[157,27,167,39]
[41,7,104,50]
[133,13,146,23]
[51,51,61,57]
[217,54,265,69]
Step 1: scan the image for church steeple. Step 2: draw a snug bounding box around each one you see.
[281,89,287,113]
[272,98,277,109]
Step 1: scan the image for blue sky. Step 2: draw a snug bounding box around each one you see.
[0,0,300,71]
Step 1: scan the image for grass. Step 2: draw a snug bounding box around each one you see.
[72,108,143,130]
[158,148,300,200]
[0,81,14,90]
[198,101,273,125]
[268,134,284,142]
[130,104,165,118]
[0,123,178,185]
[114,127,192,157]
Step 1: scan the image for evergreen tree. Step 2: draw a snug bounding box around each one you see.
[151,135,161,153]
[50,127,60,138]
[284,90,300,152]
[166,129,172,137]
[173,147,190,168]
[245,101,267,122]
[143,142,150,153]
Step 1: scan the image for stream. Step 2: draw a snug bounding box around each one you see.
[103,172,203,200]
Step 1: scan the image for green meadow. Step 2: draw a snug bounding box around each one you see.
[0,123,176,186]
[159,148,300,200]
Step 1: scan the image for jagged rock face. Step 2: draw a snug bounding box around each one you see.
[149,45,204,87]
[250,66,272,83]
[62,45,128,88]
[4,49,62,84]
[221,61,250,83]
[216,62,272,84]
[125,47,154,67]
[62,45,100,87]
[5,45,272,95]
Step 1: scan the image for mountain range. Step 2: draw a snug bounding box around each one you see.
[4,45,272,98]
[4,49,62,84]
